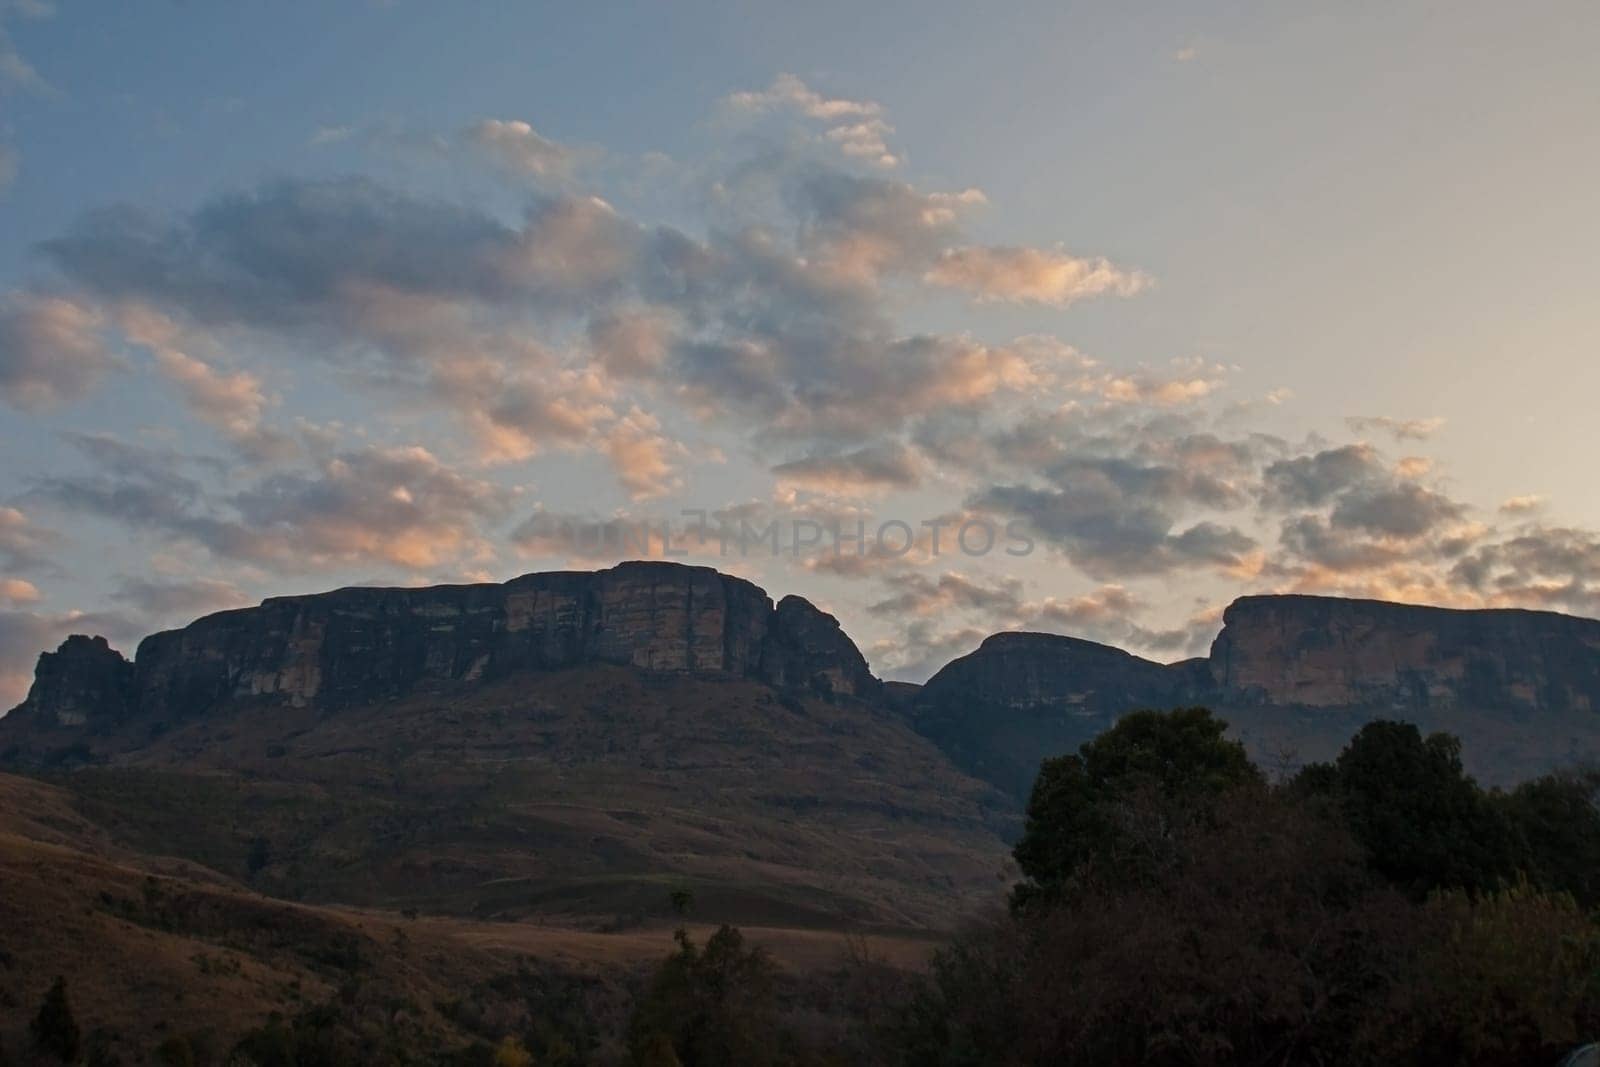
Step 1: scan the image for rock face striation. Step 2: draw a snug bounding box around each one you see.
[914,595,1600,798]
[4,562,879,740]
[1210,595,1600,712]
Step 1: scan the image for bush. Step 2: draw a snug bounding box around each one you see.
[31,977,81,1063]
[628,925,782,1066]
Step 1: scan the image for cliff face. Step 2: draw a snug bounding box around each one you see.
[913,596,1600,798]
[17,635,136,729]
[1210,596,1600,712]
[5,562,880,738]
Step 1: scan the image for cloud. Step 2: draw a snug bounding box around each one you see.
[925,245,1150,306]
[866,571,1156,680]
[773,443,923,494]
[308,124,355,146]
[0,577,39,604]
[0,143,15,192]
[1500,494,1543,515]
[604,407,682,499]
[29,435,509,573]
[1260,444,1385,509]
[108,576,252,621]
[588,308,675,377]
[793,172,981,284]
[1450,526,1600,617]
[117,305,294,462]
[1329,481,1466,539]
[1345,415,1445,442]
[0,0,53,98]
[467,118,584,182]
[0,292,119,409]
[0,506,57,571]
[725,73,898,167]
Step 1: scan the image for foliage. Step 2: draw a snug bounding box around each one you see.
[1501,769,1600,907]
[30,976,81,1063]
[1295,721,1524,896]
[1011,707,1262,905]
[628,925,782,1066]
[1360,884,1600,1065]
[889,709,1600,1066]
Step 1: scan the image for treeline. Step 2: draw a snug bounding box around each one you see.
[897,710,1600,1066]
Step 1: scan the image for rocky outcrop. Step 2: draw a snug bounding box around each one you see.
[760,595,879,700]
[14,635,135,729]
[4,563,881,740]
[1210,595,1600,712]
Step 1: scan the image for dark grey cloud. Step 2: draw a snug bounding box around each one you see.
[1451,526,1600,617]
[108,576,252,622]
[867,571,1026,618]
[1329,482,1466,539]
[970,482,1257,579]
[772,442,923,491]
[1260,444,1384,509]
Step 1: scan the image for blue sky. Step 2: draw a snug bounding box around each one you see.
[2,1,1599,703]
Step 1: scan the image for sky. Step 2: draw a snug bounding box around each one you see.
[2,1,1600,705]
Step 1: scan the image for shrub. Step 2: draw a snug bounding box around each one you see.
[31,977,81,1063]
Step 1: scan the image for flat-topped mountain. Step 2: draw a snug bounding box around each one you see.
[0,563,1011,932]
[1212,594,1600,711]
[6,561,880,741]
[915,595,1600,796]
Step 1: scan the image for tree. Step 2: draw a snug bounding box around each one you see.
[1012,707,1262,904]
[1501,770,1600,907]
[1296,721,1521,897]
[31,976,82,1063]
[628,925,781,1066]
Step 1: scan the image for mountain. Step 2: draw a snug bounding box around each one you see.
[7,567,1600,932]
[0,563,1015,935]
[1211,594,1600,710]
[914,595,1600,797]
[5,561,879,743]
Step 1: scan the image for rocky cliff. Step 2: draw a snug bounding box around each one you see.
[914,595,1600,798]
[4,562,880,740]
[1211,595,1600,712]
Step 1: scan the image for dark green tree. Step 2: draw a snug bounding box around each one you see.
[1012,707,1262,904]
[31,976,81,1063]
[1501,769,1600,907]
[1295,721,1521,897]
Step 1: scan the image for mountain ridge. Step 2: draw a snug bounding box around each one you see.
[8,564,1600,798]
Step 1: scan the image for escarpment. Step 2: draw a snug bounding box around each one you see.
[4,562,879,741]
